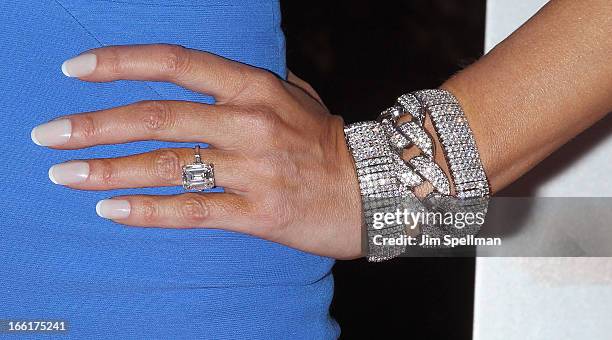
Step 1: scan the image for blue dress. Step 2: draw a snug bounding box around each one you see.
[0,1,338,338]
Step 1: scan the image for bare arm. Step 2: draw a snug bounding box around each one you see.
[442,0,612,193]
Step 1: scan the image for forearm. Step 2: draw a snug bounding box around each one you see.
[441,0,612,193]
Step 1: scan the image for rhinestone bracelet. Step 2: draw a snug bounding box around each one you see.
[412,89,490,198]
[344,121,421,261]
[344,89,490,261]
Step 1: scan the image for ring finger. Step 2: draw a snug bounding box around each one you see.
[48,147,247,191]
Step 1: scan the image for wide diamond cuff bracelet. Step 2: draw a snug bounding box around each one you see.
[412,89,489,198]
[344,89,490,261]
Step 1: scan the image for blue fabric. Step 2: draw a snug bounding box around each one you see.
[0,0,339,338]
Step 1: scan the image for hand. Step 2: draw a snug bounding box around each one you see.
[31,44,363,259]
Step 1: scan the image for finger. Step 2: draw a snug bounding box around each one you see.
[49,148,248,191]
[96,193,255,233]
[62,44,273,104]
[33,101,248,150]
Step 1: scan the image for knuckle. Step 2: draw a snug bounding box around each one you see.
[252,70,281,90]
[159,45,191,79]
[137,100,174,132]
[178,194,210,225]
[96,159,117,187]
[252,158,278,180]
[250,71,283,99]
[257,154,291,182]
[258,195,292,236]
[77,115,99,140]
[151,149,182,182]
[245,107,281,141]
[141,199,159,224]
[105,49,124,77]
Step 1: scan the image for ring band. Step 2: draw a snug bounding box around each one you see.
[182,145,215,191]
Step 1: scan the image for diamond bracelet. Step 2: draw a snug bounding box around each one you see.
[411,89,490,198]
[343,89,490,261]
[344,121,421,261]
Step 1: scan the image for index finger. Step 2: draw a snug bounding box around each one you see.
[62,44,262,104]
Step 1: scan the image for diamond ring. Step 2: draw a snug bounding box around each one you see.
[182,145,215,191]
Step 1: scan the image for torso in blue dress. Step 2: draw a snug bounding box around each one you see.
[0,1,338,338]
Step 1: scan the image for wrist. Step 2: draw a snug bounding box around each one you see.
[342,89,491,261]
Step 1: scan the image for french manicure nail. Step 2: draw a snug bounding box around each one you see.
[96,199,131,220]
[31,119,72,146]
[48,161,89,185]
[61,53,97,77]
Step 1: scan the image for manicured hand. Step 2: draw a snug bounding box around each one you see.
[31,44,363,259]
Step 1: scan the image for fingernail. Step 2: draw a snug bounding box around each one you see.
[62,53,97,77]
[96,199,131,219]
[48,161,89,185]
[31,119,72,146]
